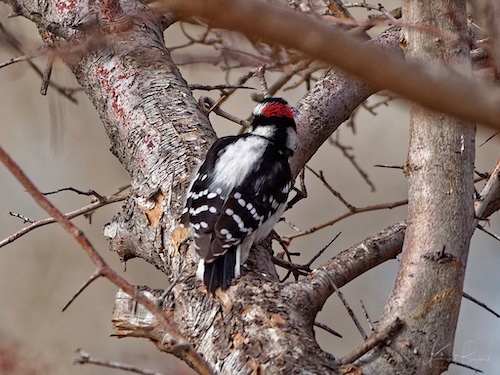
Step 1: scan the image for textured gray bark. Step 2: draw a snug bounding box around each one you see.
[3,0,498,374]
[359,1,476,374]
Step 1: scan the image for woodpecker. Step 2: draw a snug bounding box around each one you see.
[181,97,297,292]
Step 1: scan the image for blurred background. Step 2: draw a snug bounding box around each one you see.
[1,3,499,374]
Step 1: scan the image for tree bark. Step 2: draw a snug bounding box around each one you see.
[359,2,476,374]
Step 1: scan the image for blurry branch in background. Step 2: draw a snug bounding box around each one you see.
[0,23,81,102]
[0,146,214,375]
[157,0,500,129]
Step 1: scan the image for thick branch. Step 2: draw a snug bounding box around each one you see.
[293,222,406,314]
[164,0,500,129]
[363,2,476,374]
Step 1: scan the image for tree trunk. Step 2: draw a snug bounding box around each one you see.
[359,1,476,374]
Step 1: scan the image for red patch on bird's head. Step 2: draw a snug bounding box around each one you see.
[261,102,294,119]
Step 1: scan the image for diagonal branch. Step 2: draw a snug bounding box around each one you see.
[292,221,407,313]
[0,145,214,375]
[163,0,500,129]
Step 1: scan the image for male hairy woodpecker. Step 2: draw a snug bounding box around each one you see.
[181,97,297,293]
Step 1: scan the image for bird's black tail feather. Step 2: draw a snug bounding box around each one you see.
[204,248,237,293]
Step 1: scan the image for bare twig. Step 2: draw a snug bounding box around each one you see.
[374,164,404,170]
[463,292,500,318]
[255,65,269,98]
[330,135,376,192]
[63,270,103,312]
[9,211,35,224]
[449,360,483,373]
[0,194,126,248]
[478,131,500,147]
[339,317,403,365]
[42,186,105,201]
[360,300,375,332]
[0,23,78,103]
[74,348,167,375]
[305,232,341,269]
[313,321,343,338]
[286,168,307,210]
[306,166,355,211]
[477,223,500,242]
[200,96,251,127]
[0,146,213,375]
[0,50,44,69]
[331,281,367,340]
[284,199,407,241]
[40,53,54,95]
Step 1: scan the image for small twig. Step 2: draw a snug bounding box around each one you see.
[281,218,301,232]
[286,168,307,210]
[254,59,315,101]
[374,164,404,170]
[272,257,309,278]
[313,321,343,338]
[200,96,251,128]
[332,282,367,340]
[255,65,269,98]
[0,52,41,69]
[306,166,355,211]
[449,360,483,373]
[40,53,54,95]
[42,186,105,201]
[477,224,500,242]
[360,300,375,332]
[305,232,341,269]
[74,348,167,375]
[339,317,403,365]
[377,3,398,25]
[463,291,500,318]
[0,194,126,248]
[284,199,407,241]
[478,131,500,147]
[62,270,103,312]
[330,135,376,192]
[0,23,78,103]
[9,211,35,224]
[157,267,186,307]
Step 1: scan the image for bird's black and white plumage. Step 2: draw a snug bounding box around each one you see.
[181,97,297,292]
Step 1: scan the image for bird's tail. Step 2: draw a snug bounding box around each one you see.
[199,247,239,293]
